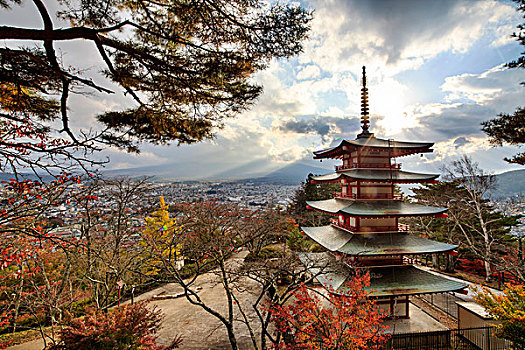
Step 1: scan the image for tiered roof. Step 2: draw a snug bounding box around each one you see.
[306,199,448,217]
[310,169,439,183]
[298,253,466,297]
[301,226,457,255]
[313,136,434,159]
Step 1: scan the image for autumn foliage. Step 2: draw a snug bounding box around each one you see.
[474,284,525,346]
[268,273,389,350]
[50,302,181,350]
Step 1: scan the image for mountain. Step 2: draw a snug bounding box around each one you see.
[251,161,332,184]
[0,172,55,183]
[102,158,334,184]
[492,169,525,198]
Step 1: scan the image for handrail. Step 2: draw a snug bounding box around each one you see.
[335,163,401,171]
[334,192,404,200]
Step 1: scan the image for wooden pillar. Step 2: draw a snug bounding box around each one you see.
[406,296,410,318]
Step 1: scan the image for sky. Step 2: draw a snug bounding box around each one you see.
[2,0,525,179]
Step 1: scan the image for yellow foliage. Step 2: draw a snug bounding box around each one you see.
[141,197,183,274]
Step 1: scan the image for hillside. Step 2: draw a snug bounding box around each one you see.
[492,169,525,198]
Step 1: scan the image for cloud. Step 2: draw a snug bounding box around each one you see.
[387,64,525,165]
[441,65,525,107]
[301,0,518,74]
[276,115,359,138]
[5,0,522,175]
[296,65,321,80]
[278,117,331,136]
[453,137,470,149]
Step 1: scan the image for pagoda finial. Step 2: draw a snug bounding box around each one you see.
[357,66,373,138]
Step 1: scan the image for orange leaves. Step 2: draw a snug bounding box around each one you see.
[268,273,389,350]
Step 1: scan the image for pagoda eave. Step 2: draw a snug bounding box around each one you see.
[313,138,434,160]
[301,225,458,255]
[309,169,439,184]
[297,253,467,297]
[306,199,448,217]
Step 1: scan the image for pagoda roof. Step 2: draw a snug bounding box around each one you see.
[310,169,439,183]
[301,225,457,255]
[297,252,466,297]
[313,136,433,159]
[306,199,447,217]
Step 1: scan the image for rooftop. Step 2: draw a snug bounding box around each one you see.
[313,136,434,160]
[310,169,439,183]
[306,198,448,217]
[297,252,466,297]
[301,225,458,255]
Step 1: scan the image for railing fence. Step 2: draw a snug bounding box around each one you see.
[383,326,521,350]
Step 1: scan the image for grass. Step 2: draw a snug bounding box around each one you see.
[0,326,54,348]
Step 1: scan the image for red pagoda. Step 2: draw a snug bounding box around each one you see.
[298,67,466,318]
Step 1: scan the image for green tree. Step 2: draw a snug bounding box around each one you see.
[412,156,514,280]
[289,175,339,226]
[482,107,525,165]
[0,0,311,174]
[482,0,525,165]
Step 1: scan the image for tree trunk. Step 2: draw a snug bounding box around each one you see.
[432,254,439,269]
[445,255,455,273]
[226,325,239,350]
[484,250,492,282]
[11,275,24,333]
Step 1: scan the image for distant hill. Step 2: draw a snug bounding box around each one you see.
[102,158,333,184]
[0,172,55,183]
[251,161,332,185]
[1,167,521,196]
[492,169,525,198]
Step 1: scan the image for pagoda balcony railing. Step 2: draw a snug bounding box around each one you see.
[398,223,409,232]
[334,192,404,200]
[330,219,409,233]
[334,192,355,199]
[330,219,355,231]
[335,163,401,171]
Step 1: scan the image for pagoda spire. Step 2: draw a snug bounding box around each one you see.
[357,66,373,138]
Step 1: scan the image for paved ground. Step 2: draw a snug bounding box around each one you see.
[147,254,264,349]
[9,251,264,350]
[383,302,448,334]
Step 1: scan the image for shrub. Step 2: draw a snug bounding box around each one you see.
[309,243,325,253]
[286,228,311,252]
[50,302,182,350]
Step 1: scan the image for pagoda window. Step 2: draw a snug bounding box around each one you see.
[349,217,356,226]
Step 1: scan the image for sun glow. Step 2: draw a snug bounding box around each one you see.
[370,79,415,135]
